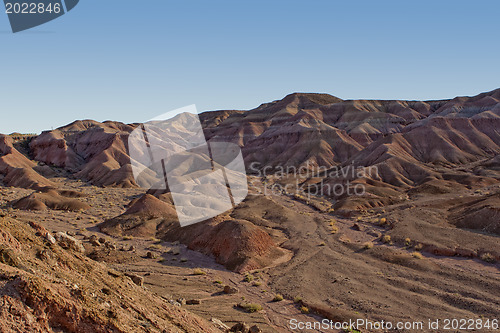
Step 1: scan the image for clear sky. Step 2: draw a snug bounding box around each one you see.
[1,0,499,134]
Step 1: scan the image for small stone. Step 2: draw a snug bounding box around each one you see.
[352,223,364,231]
[249,325,262,333]
[223,285,239,294]
[186,299,201,305]
[54,232,85,253]
[98,237,106,244]
[125,273,144,287]
[176,298,186,305]
[108,269,121,278]
[128,245,136,252]
[367,230,382,238]
[0,246,20,267]
[230,322,249,333]
[45,233,56,245]
[210,318,230,331]
[105,242,117,250]
[146,251,155,259]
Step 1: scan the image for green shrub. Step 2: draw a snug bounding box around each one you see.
[239,303,263,313]
[363,242,374,249]
[412,252,423,259]
[192,268,206,275]
[481,253,496,263]
[243,273,255,282]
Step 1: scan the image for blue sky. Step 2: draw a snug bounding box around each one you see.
[1,0,499,133]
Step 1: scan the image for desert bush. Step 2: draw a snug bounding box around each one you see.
[378,217,387,225]
[294,296,302,303]
[273,294,284,302]
[300,306,309,314]
[192,268,206,275]
[330,226,339,234]
[481,253,496,263]
[363,242,374,249]
[412,252,423,259]
[213,280,223,284]
[239,303,263,313]
[149,244,163,251]
[319,242,326,246]
[381,235,391,244]
[415,243,423,251]
[244,273,255,282]
[253,281,262,287]
[404,238,412,246]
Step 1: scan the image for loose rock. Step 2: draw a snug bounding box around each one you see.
[224,285,239,294]
[54,232,85,253]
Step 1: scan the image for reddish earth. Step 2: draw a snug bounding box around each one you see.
[0,89,499,332]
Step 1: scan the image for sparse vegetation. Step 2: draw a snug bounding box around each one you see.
[481,253,496,263]
[192,268,206,276]
[213,280,223,284]
[300,306,309,314]
[381,235,391,244]
[294,296,302,303]
[415,243,423,251]
[319,242,326,246]
[412,252,423,259]
[238,303,263,313]
[272,294,284,302]
[404,238,412,246]
[244,273,255,282]
[343,328,362,333]
[330,226,339,234]
[180,257,188,262]
[253,281,262,287]
[363,242,374,249]
[149,244,163,251]
[379,217,387,225]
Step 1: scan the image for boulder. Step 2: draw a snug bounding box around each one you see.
[230,322,249,333]
[210,318,230,331]
[249,325,262,333]
[125,273,144,287]
[223,285,239,294]
[54,232,85,253]
[186,299,201,305]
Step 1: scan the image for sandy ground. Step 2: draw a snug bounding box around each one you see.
[2,174,499,333]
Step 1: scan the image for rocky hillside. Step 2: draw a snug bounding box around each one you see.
[0,212,222,333]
